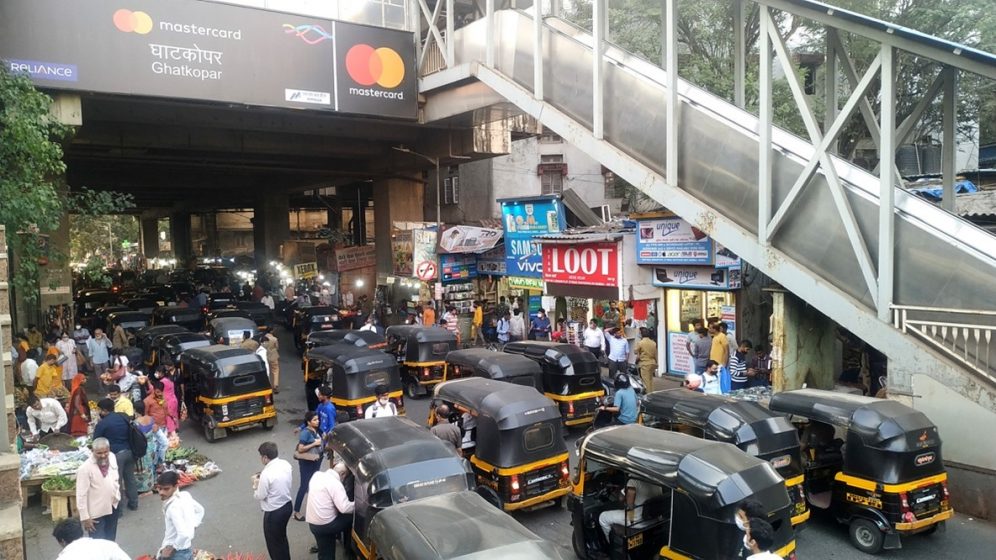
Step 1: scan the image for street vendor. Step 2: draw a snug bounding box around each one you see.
[25,394,68,437]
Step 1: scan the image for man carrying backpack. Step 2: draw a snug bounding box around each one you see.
[93,399,141,512]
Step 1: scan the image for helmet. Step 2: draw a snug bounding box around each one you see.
[614,374,630,390]
[684,373,702,390]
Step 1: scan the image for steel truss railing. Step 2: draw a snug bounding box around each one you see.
[893,305,996,385]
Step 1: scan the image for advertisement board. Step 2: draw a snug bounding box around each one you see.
[293,261,318,279]
[713,242,742,269]
[500,198,565,277]
[636,217,713,265]
[507,276,545,291]
[477,244,507,276]
[391,231,413,276]
[667,331,693,375]
[334,245,377,272]
[650,266,741,290]
[0,0,417,118]
[439,253,478,284]
[412,229,437,281]
[437,225,502,254]
[542,242,618,287]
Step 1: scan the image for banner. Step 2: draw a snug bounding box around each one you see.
[437,225,502,254]
[412,229,437,281]
[439,253,478,284]
[391,231,414,276]
[507,276,545,291]
[293,261,318,279]
[636,217,713,265]
[334,245,377,272]
[667,331,694,375]
[713,242,742,269]
[0,0,417,118]
[500,198,565,277]
[477,244,506,276]
[542,242,618,287]
[650,265,741,290]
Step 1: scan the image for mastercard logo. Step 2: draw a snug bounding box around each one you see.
[113,9,153,34]
[345,44,404,89]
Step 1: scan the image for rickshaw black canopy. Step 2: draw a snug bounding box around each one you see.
[367,491,566,560]
[180,345,270,399]
[107,311,152,330]
[124,298,157,312]
[160,332,212,363]
[153,306,203,326]
[236,301,273,325]
[307,344,402,396]
[445,349,543,387]
[769,389,945,483]
[207,317,258,343]
[643,389,800,458]
[206,309,253,322]
[301,306,338,323]
[385,326,458,362]
[434,378,566,468]
[501,341,600,376]
[343,330,385,348]
[580,424,790,512]
[135,325,188,357]
[306,330,351,347]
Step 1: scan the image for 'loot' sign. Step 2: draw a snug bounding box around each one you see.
[542,242,618,287]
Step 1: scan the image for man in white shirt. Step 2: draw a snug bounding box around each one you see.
[253,441,293,560]
[606,328,630,377]
[744,517,784,559]
[702,360,723,395]
[52,518,130,560]
[364,385,398,419]
[20,357,39,386]
[598,477,662,540]
[307,461,355,560]
[582,320,606,359]
[156,471,205,560]
[509,309,526,341]
[261,293,275,310]
[26,395,68,436]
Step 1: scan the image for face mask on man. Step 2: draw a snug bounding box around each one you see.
[735,516,746,531]
[379,397,390,406]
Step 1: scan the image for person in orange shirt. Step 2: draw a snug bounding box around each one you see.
[422,302,436,328]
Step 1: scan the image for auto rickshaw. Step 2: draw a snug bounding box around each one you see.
[106,311,152,344]
[152,306,204,331]
[572,424,798,560]
[503,341,604,427]
[206,317,258,346]
[204,308,253,324]
[304,344,404,421]
[134,324,189,367]
[384,325,458,399]
[123,297,158,314]
[292,306,341,353]
[92,305,131,332]
[236,301,273,331]
[641,389,809,527]
[179,345,276,442]
[155,332,212,367]
[75,290,116,329]
[205,292,237,311]
[329,416,475,559]
[366,490,568,560]
[431,378,571,511]
[769,389,952,553]
[443,348,543,388]
[344,330,387,350]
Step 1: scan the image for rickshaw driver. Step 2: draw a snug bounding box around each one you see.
[597,375,639,425]
[598,476,663,540]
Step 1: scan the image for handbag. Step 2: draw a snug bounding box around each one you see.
[294,449,321,462]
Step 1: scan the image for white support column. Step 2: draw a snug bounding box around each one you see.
[665,0,677,186]
[942,66,958,213]
[592,0,606,140]
[824,30,838,140]
[485,0,495,67]
[878,45,896,321]
[757,6,772,244]
[533,0,544,100]
[446,0,455,68]
[733,0,746,108]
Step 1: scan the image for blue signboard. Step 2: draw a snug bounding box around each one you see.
[500,197,566,277]
[636,217,713,265]
[439,253,478,284]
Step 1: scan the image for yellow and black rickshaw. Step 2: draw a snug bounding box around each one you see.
[304,343,404,421]
[366,491,568,559]
[385,325,458,399]
[641,389,809,527]
[155,332,212,367]
[134,324,189,367]
[503,341,604,427]
[106,311,152,345]
[769,388,952,553]
[293,305,341,353]
[329,416,475,559]
[152,306,204,331]
[431,378,571,511]
[235,301,274,332]
[443,348,543,388]
[205,316,258,346]
[179,344,276,442]
[572,424,798,560]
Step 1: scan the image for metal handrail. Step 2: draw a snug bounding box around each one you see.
[893,306,996,384]
[891,304,996,317]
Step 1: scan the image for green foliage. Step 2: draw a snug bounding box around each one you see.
[0,63,134,302]
[70,212,139,264]
[78,256,112,288]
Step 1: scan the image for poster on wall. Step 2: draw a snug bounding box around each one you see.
[437,225,502,254]
[636,217,713,265]
[439,253,478,284]
[334,245,377,272]
[412,229,437,281]
[650,266,739,291]
[391,231,413,276]
[721,305,736,342]
[542,242,618,287]
[713,242,742,269]
[500,197,566,278]
[477,244,506,276]
[667,331,693,375]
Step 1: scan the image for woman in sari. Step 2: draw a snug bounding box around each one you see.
[133,400,168,494]
[66,371,90,436]
[144,377,169,430]
[156,366,180,434]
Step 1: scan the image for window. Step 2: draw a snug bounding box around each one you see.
[539,154,565,196]
[540,127,563,143]
[444,176,460,205]
[523,423,555,451]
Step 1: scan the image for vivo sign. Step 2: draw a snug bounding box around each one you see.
[542,242,618,287]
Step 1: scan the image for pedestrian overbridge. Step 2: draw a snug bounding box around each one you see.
[415,2,996,481]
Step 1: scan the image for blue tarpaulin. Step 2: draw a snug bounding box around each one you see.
[907,179,978,202]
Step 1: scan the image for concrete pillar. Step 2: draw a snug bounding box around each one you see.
[203,213,220,257]
[141,217,160,259]
[0,225,26,560]
[253,194,291,266]
[170,212,193,265]
[768,289,835,392]
[372,177,425,274]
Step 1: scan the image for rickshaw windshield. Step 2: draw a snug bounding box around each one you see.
[364,370,393,390]
[431,343,450,357]
[523,424,556,452]
[389,466,472,503]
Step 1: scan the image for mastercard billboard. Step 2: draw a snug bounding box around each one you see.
[0,0,416,119]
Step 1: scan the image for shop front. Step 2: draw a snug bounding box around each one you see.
[635,212,742,377]
[333,245,377,307]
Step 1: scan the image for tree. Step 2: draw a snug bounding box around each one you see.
[0,63,134,302]
[70,213,139,264]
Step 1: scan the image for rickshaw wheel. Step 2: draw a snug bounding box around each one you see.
[261,419,275,431]
[849,518,884,554]
[405,380,421,399]
[921,522,940,536]
[203,424,218,443]
[475,485,502,510]
[571,526,591,560]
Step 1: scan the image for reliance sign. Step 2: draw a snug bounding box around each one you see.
[542,242,618,287]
